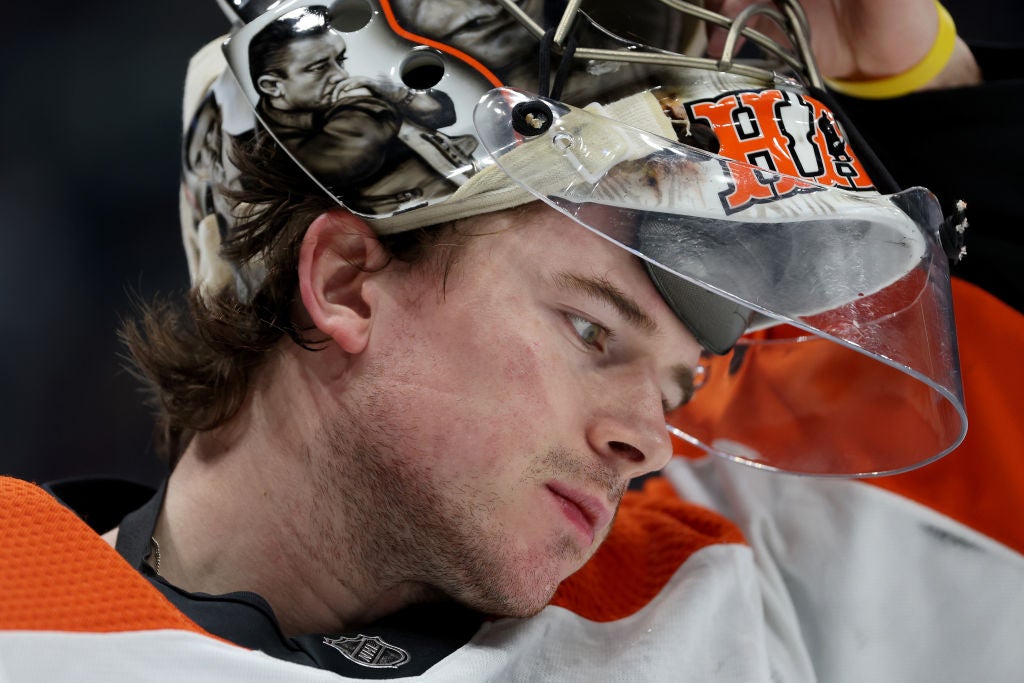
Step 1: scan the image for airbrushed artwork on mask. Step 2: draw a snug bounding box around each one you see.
[387,0,705,102]
[388,0,543,76]
[181,91,239,296]
[200,0,708,229]
[187,0,803,295]
[246,4,482,216]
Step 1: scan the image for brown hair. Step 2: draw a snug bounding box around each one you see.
[123,131,468,465]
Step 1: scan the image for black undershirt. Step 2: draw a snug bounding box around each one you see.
[46,478,485,678]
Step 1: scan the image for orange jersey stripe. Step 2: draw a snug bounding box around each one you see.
[0,477,214,636]
[551,476,746,622]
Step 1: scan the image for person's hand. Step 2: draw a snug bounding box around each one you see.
[327,76,381,103]
[705,0,980,90]
[328,77,435,112]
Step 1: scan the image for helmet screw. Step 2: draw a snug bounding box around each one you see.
[552,133,574,151]
[511,101,554,136]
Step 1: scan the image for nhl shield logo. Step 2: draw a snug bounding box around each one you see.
[323,634,411,669]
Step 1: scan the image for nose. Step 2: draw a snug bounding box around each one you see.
[585,370,674,478]
[328,61,347,81]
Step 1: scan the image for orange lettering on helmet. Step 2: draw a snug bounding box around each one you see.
[721,161,818,212]
[687,90,875,214]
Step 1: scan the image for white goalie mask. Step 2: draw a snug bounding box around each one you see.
[181,0,968,476]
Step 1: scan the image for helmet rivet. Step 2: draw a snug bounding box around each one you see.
[511,101,553,136]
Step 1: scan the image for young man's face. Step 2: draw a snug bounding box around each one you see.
[258,31,350,111]
[390,0,542,70]
[318,204,702,617]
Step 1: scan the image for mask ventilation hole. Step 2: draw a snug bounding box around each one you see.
[400,49,445,90]
[329,0,373,32]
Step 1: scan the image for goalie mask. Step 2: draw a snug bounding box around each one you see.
[181,0,967,476]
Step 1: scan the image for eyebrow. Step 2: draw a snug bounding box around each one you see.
[554,271,696,410]
[303,48,344,72]
[554,272,657,334]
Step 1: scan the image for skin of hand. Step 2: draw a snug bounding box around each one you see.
[328,76,454,129]
[329,76,396,103]
[704,0,981,90]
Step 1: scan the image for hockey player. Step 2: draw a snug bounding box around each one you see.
[3,1,1021,680]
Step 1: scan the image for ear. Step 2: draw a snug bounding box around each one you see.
[298,210,389,355]
[257,74,282,98]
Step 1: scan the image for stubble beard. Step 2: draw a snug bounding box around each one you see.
[307,397,625,620]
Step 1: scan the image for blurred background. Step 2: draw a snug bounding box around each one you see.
[0,2,225,485]
[0,1,1018,487]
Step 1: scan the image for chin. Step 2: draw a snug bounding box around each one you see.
[460,544,588,618]
[471,579,561,619]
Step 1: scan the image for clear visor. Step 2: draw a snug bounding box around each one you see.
[474,87,966,476]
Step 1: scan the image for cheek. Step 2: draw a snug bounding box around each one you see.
[405,323,563,465]
[500,340,555,419]
[370,279,582,467]
[284,79,307,97]
[448,334,559,464]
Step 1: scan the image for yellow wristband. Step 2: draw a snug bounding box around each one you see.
[826,1,957,99]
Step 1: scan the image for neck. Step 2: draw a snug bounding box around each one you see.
[153,346,438,636]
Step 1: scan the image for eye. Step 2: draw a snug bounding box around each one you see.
[568,314,610,351]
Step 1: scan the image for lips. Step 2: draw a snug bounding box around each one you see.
[546,482,613,545]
